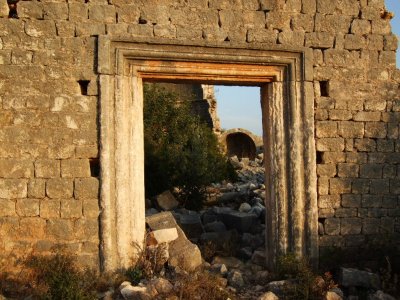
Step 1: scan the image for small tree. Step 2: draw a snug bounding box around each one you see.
[144,83,235,210]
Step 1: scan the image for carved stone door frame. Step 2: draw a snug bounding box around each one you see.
[97,37,318,271]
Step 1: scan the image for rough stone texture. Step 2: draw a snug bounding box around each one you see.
[0,0,398,272]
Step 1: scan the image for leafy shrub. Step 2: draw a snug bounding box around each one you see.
[143,83,236,210]
[24,252,97,300]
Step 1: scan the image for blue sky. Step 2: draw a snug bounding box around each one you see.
[216,1,400,136]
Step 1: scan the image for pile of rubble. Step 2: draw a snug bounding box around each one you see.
[110,155,397,300]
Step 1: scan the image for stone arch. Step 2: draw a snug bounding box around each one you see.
[220,128,262,160]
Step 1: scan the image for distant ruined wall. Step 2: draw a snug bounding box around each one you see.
[0,0,399,271]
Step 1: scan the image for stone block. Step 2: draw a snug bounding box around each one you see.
[146,212,202,272]
[361,7,380,20]
[330,178,352,194]
[362,194,382,208]
[335,208,357,218]
[318,195,341,209]
[351,19,371,35]
[76,22,106,36]
[324,218,340,235]
[338,121,364,138]
[316,121,337,138]
[360,164,383,178]
[74,218,98,241]
[156,190,179,211]
[247,28,277,44]
[74,178,99,199]
[315,14,351,33]
[329,110,352,121]
[154,24,176,38]
[116,5,139,23]
[319,208,335,218]
[43,2,68,20]
[265,11,291,30]
[362,218,380,234]
[339,267,380,289]
[364,122,387,138]
[380,217,394,233]
[25,20,57,38]
[305,32,334,48]
[344,34,366,50]
[46,218,74,240]
[318,177,329,195]
[382,165,396,178]
[61,159,90,178]
[352,179,370,194]
[371,19,391,35]
[277,31,304,46]
[316,138,345,152]
[367,34,383,50]
[368,208,387,217]
[342,194,361,208]
[218,210,258,233]
[382,196,397,209]
[321,152,346,163]
[127,24,153,37]
[338,163,359,178]
[0,199,16,217]
[354,138,376,152]
[68,3,88,21]
[317,164,337,177]
[19,217,46,239]
[18,1,43,19]
[28,179,46,199]
[346,152,367,164]
[0,179,27,199]
[369,179,390,194]
[89,5,116,23]
[46,178,73,198]
[40,199,60,218]
[291,13,314,32]
[340,218,362,235]
[0,159,33,178]
[55,21,75,37]
[383,35,398,51]
[61,199,82,218]
[82,199,99,218]
[35,159,60,178]
[16,198,39,217]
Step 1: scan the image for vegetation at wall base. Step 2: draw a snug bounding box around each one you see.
[143,83,236,210]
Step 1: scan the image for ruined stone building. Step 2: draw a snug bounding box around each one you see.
[0,0,399,272]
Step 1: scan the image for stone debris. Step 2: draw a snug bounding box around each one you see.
[339,267,381,289]
[146,212,202,272]
[367,290,397,300]
[155,190,179,211]
[258,291,279,300]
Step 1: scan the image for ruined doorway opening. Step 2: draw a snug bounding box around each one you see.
[98,40,317,272]
[226,132,257,160]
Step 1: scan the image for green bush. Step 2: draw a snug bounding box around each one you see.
[25,252,97,300]
[143,83,236,210]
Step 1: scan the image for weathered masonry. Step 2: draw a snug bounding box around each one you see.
[0,0,399,272]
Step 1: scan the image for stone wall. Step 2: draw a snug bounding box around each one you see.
[0,0,399,270]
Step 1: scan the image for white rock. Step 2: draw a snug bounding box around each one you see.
[325,291,343,300]
[239,202,252,213]
[120,285,151,300]
[151,228,178,244]
[258,291,279,300]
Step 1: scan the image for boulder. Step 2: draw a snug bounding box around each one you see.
[251,250,267,267]
[339,267,381,289]
[367,290,396,300]
[237,247,253,260]
[146,212,202,272]
[150,228,178,244]
[156,190,179,211]
[239,202,252,213]
[258,291,279,300]
[212,256,244,269]
[204,221,227,232]
[148,278,173,295]
[266,280,293,298]
[176,212,203,239]
[218,191,241,203]
[325,290,343,300]
[120,284,151,300]
[210,263,228,276]
[218,210,258,233]
[228,270,244,288]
